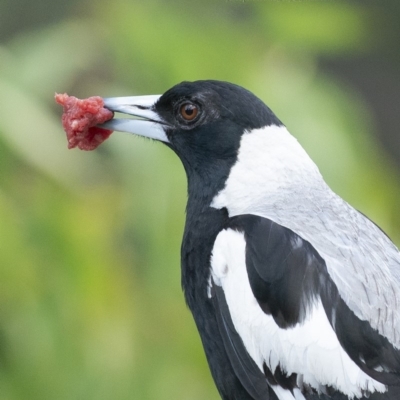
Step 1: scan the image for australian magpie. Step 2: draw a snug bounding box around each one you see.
[101,80,400,400]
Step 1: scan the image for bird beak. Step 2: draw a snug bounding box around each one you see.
[99,95,170,143]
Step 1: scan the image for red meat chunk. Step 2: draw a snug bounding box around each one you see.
[55,93,114,151]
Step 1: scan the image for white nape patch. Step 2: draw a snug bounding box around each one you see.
[211,125,323,215]
[210,125,400,349]
[211,229,386,399]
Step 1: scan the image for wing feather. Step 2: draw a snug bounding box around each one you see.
[211,214,400,397]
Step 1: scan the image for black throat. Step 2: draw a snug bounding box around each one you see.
[180,158,234,308]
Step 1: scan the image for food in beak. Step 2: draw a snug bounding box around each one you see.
[55,93,114,151]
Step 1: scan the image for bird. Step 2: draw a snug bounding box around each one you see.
[100,80,400,400]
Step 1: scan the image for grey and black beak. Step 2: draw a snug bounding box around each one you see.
[99,95,169,143]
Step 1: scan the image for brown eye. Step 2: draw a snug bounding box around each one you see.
[180,103,199,121]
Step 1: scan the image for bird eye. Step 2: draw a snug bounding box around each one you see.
[180,103,199,121]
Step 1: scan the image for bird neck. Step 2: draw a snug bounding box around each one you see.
[181,169,231,307]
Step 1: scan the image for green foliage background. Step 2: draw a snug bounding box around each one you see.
[0,1,400,399]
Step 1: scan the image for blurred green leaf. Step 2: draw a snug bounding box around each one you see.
[7,20,107,100]
[258,2,369,54]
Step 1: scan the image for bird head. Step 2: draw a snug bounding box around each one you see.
[101,80,282,177]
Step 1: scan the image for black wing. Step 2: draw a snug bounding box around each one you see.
[224,214,400,392]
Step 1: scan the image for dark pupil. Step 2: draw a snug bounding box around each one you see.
[185,105,194,115]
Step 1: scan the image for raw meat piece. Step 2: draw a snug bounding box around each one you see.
[55,93,114,151]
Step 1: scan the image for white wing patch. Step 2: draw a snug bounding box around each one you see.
[211,229,387,399]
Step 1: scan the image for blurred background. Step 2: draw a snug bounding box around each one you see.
[1,1,400,399]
